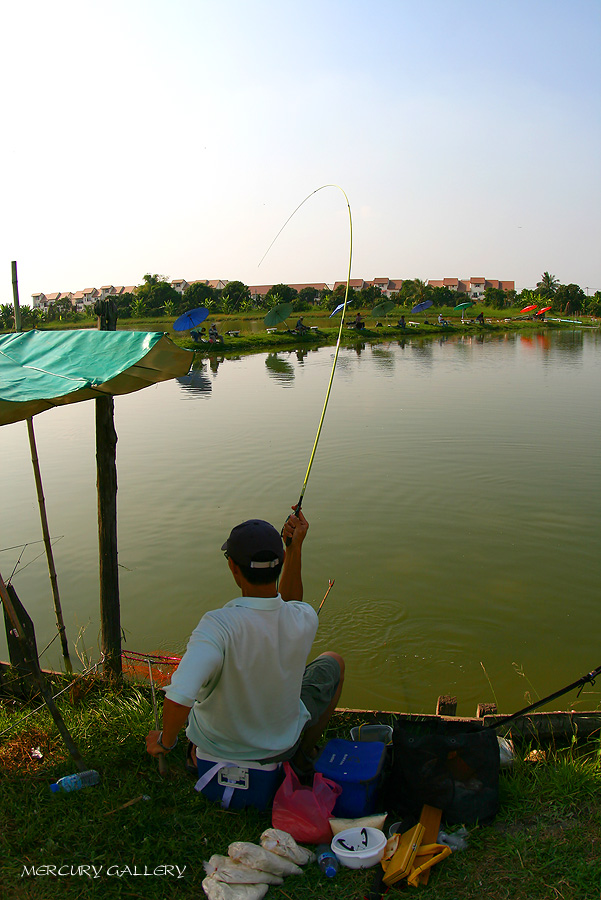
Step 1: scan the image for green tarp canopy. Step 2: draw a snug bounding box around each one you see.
[0,330,192,426]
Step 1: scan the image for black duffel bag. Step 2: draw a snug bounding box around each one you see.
[387,717,500,825]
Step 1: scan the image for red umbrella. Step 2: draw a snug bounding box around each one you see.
[535,306,552,315]
[521,304,538,313]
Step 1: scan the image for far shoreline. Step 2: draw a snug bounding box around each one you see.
[10,309,599,358]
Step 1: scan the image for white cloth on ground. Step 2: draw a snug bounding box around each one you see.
[259,829,315,865]
[202,877,269,900]
[228,842,303,877]
[203,855,283,884]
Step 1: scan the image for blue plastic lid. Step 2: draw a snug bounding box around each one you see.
[50,782,60,793]
[314,739,386,783]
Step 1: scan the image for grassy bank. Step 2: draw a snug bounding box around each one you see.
[22,306,600,358]
[1,678,599,899]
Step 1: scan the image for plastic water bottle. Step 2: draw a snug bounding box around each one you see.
[50,770,100,793]
[316,844,339,878]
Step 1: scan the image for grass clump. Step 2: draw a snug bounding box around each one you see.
[0,679,600,899]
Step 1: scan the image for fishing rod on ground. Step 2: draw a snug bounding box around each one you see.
[484,663,601,730]
[261,185,353,621]
[147,657,167,776]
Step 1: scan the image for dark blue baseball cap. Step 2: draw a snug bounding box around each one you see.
[221,519,284,568]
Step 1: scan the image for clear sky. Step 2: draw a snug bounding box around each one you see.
[2,0,600,304]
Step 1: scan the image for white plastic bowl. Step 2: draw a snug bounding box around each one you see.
[331,826,387,869]
[349,724,393,744]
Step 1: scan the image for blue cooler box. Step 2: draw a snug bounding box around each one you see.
[315,739,386,818]
[194,755,282,810]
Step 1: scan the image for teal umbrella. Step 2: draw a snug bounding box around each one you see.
[264,302,293,329]
[372,300,395,318]
[454,300,475,321]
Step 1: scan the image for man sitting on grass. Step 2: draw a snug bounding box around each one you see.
[146,508,344,779]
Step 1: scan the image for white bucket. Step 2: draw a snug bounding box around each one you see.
[331,826,387,869]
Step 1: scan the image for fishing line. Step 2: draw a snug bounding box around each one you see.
[260,184,353,516]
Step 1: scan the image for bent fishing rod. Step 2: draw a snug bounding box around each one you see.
[485,663,601,730]
[261,184,354,522]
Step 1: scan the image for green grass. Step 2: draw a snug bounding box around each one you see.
[1,678,600,899]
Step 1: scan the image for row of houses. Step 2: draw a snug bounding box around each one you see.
[31,276,515,310]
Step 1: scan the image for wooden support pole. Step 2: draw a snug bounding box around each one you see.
[96,394,122,679]
[27,417,72,671]
[11,261,22,332]
[0,571,85,770]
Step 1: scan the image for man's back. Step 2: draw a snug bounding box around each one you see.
[166,595,318,761]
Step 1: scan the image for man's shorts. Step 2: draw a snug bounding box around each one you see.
[260,654,341,764]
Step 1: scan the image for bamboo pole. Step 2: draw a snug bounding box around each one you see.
[96,394,122,679]
[12,262,72,670]
[11,261,22,332]
[26,417,72,671]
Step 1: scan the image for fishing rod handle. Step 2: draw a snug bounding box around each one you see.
[283,499,303,547]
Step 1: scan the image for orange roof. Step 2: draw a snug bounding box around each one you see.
[248,285,272,295]
[287,283,328,292]
[333,279,364,290]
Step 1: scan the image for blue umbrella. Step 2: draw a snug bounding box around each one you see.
[329,299,354,317]
[411,299,433,314]
[173,307,209,331]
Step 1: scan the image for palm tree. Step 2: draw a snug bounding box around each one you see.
[536,272,560,299]
[402,278,432,309]
[0,303,14,330]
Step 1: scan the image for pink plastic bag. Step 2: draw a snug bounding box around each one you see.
[271,761,342,844]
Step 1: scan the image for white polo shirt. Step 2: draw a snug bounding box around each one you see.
[164,594,319,761]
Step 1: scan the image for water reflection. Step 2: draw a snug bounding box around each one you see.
[265,353,295,384]
[209,356,226,374]
[551,332,585,357]
[410,340,434,366]
[176,368,212,396]
[370,347,395,371]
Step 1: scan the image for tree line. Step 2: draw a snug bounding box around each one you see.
[1,271,599,330]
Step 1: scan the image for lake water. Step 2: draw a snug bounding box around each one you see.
[2,329,600,716]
